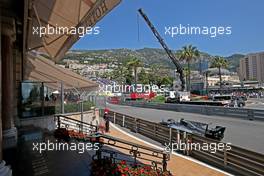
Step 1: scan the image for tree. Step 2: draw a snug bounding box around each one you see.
[138,68,149,84]
[111,65,131,84]
[183,67,191,90]
[211,56,229,88]
[127,58,143,86]
[178,45,200,91]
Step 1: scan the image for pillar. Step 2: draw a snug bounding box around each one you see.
[1,18,17,151]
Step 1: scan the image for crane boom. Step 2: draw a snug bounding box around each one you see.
[138,8,185,91]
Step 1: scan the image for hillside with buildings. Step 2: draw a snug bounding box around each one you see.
[58,49,264,89]
[58,48,264,90]
[61,48,243,71]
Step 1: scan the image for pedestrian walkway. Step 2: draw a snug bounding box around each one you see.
[106,123,228,176]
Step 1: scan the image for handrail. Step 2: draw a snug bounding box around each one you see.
[55,114,98,133]
[89,133,169,171]
[53,115,170,172]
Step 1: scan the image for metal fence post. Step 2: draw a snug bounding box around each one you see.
[169,127,172,149]
[248,109,254,120]
[135,118,138,133]
[177,130,180,144]
[154,124,157,137]
[57,116,61,129]
[224,145,227,166]
[122,115,125,127]
[183,132,187,155]
[162,154,167,171]
[60,82,64,114]
[113,112,116,124]
[41,82,45,116]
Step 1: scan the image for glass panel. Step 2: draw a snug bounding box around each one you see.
[20,81,56,118]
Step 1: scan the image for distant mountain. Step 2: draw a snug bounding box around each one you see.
[63,48,244,71]
[225,54,245,71]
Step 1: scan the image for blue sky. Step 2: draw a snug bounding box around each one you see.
[72,0,264,56]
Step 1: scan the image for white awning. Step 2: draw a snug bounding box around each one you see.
[26,0,121,62]
[24,53,98,91]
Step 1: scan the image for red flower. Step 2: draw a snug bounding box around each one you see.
[120,160,126,165]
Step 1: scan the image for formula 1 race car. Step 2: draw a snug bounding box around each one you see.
[160,118,226,141]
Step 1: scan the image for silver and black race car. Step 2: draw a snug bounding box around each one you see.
[160,118,226,141]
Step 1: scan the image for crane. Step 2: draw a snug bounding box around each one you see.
[138,8,185,91]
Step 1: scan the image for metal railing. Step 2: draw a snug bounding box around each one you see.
[54,114,169,172]
[107,111,264,176]
[55,115,98,134]
[91,134,169,172]
[121,101,264,121]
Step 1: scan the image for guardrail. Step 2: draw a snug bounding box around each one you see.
[107,111,264,176]
[121,101,264,121]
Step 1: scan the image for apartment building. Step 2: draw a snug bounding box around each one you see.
[239,52,264,83]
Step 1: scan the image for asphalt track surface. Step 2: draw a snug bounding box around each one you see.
[107,103,264,154]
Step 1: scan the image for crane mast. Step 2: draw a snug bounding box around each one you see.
[138,8,185,91]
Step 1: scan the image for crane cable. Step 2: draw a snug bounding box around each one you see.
[137,13,140,42]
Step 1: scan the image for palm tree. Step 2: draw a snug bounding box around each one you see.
[211,56,229,88]
[183,67,190,90]
[127,58,143,86]
[178,45,200,91]
[111,65,130,84]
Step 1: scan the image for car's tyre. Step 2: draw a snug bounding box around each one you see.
[238,103,243,107]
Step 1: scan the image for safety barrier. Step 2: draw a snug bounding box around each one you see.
[108,111,264,176]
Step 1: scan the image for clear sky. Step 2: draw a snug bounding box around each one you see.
[72,0,264,56]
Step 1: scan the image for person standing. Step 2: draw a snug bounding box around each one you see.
[104,108,110,132]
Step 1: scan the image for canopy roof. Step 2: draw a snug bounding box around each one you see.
[24,53,98,91]
[26,0,121,62]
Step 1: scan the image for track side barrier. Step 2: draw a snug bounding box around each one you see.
[107,111,264,176]
[120,101,264,121]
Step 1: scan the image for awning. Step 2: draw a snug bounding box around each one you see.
[24,53,98,91]
[26,0,121,62]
